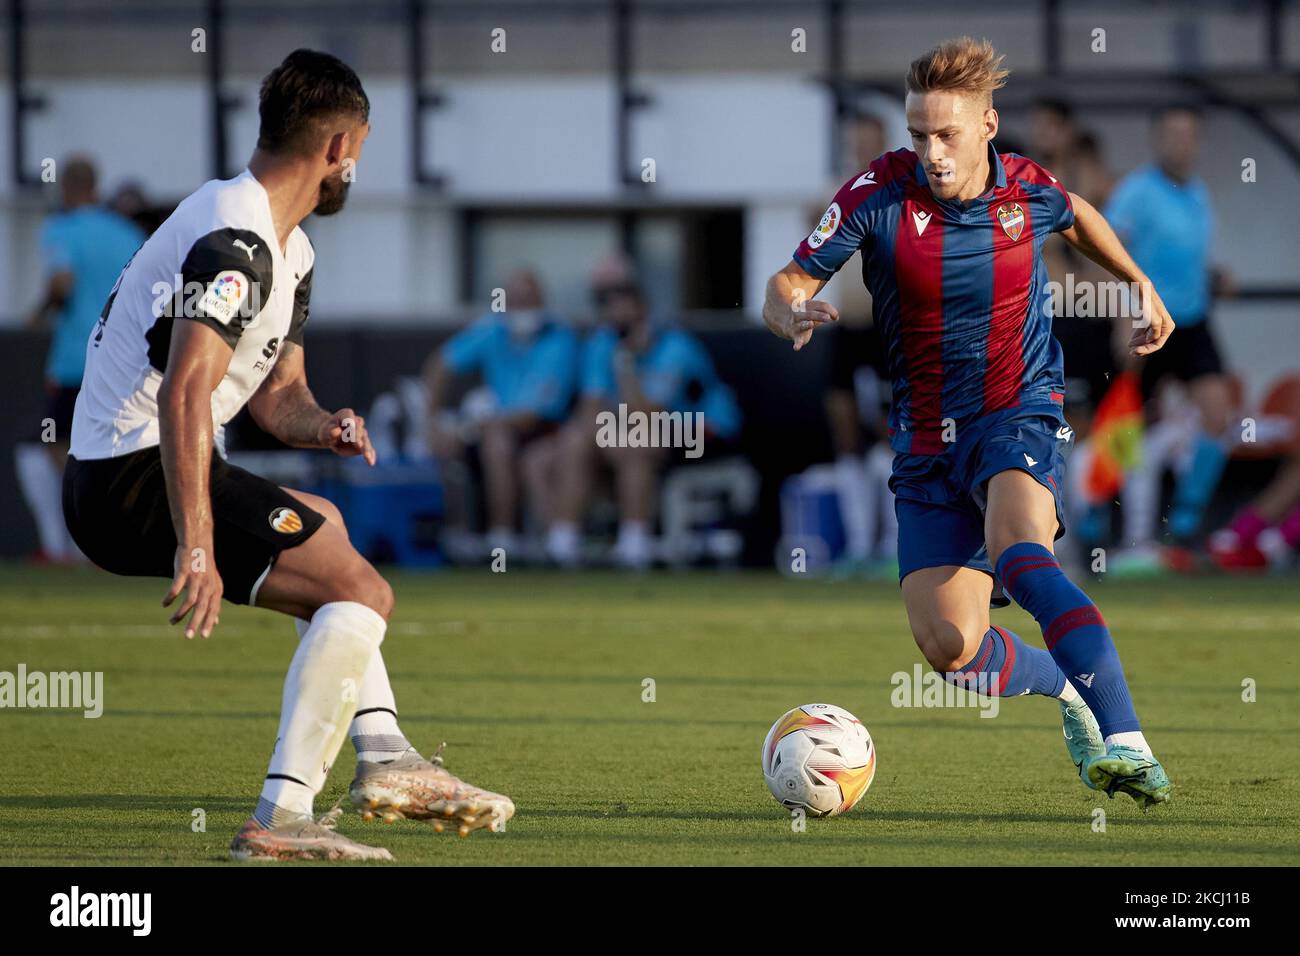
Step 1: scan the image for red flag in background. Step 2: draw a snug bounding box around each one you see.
[1085,370,1144,504]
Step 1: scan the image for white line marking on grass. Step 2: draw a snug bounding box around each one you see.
[0,624,253,639]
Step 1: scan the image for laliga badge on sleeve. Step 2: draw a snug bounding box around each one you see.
[196,270,250,326]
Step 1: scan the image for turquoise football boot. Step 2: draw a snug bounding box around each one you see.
[1061,698,1106,786]
[1083,744,1174,809]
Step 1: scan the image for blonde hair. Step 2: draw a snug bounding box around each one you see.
[905,37,1009,107]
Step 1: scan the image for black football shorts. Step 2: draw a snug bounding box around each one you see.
[62,445,325,605]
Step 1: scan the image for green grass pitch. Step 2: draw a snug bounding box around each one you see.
[1,564,1298,866]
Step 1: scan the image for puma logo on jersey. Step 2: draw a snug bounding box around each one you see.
[912,210,932,236]
[1024,453,1038,467]
[851,170,877,189]
[233,239,259,261]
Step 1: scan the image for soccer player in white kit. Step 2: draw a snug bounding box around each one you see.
[63,50,514,861]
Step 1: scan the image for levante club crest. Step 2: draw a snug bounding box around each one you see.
[996,202,1025,241]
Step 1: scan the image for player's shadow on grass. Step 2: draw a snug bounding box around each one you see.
[0,794,250,812]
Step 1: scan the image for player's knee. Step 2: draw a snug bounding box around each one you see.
[365,574,395,622]
[987,523,1052,566]
[911,616,983,673]
[335,560,394,622]
[314,498,348,539]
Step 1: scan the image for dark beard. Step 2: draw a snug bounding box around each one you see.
[313,175,350,216]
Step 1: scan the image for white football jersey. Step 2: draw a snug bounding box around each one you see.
[70,169,315,460]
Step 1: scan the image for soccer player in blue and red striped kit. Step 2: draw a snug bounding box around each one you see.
[765,37,1173,806]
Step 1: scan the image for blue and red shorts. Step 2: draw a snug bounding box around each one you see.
[890,402,1074,597]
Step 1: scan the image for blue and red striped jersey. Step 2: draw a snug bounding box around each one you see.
[794,144,1074,454]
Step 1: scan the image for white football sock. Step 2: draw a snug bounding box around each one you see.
[15,444,68,559]
[1058,680,1080,704]
[350,651,412,762]
[255,602,385,827]
[295,617,413,764]
[255,777,314,827]
[351,708,412,763]
[1104,731,1152,755]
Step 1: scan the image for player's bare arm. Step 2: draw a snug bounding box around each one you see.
[763,259,836,351]
[248,340,376,464]
[1061,191,1175,356]
[156,320,234,639]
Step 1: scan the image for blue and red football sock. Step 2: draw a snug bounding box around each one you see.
[995,542,1141,736]
[942,624,1067,698]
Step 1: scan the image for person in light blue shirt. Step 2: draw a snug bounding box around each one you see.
[18,156,144,561]
[29,157,146,400]
[546,256,742,568]
[1104,106,1235,543]
[580,327,742,443]
[424,269,580,553]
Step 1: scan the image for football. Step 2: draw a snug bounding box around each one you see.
[761,703,876,816]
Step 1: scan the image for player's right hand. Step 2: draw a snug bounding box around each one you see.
[164,545,224,639]
[1129,279,1175,356]
[766,296,838,352]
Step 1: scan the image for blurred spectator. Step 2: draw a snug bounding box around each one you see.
[839,90,908,173]
[1031,99,1114,318]
[16,154,144,563]
[1105,105,1236,545]
[545,255,741,569]
[1029,99,1112,206]
[423,268,580,556]
[1072,131,1114,208]
[1208,454,1300,572]
[820,100,903,575]
[1028,101,1118,565]
[107,179,167,236]
[822,323,896,576]
[829,96,907,326]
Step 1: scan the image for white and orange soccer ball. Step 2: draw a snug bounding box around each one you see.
[761,703,876,817]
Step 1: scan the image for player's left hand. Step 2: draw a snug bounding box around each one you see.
[318,408,377,465]
[1129,280,1175,356]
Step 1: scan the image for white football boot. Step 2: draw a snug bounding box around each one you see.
[229,805,394,862]
[349,743,515,836]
